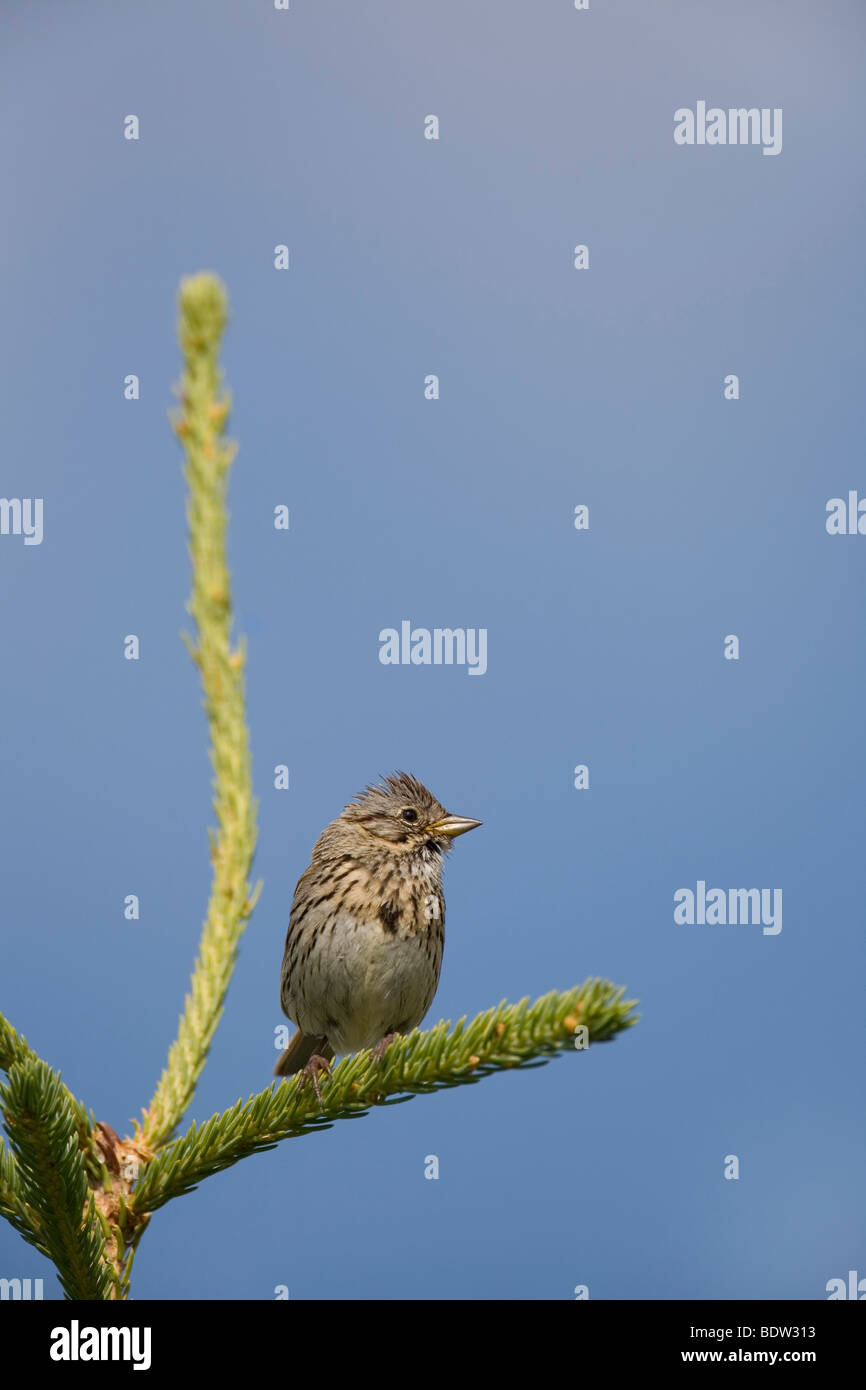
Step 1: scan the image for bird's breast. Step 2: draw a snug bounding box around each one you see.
[287,909,443,1054]
[280,850,446,1052]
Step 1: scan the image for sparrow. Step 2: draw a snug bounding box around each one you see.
[275,772,481,1096]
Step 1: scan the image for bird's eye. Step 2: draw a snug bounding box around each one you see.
[401,808,418,823]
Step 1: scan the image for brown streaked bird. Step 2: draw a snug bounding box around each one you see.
[275,772,481,1096]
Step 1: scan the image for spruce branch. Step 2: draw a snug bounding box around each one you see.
[0,1009,95,1147]
[0,1012,39,1072]
[132,981,637,1213]
[0,1136,48,1257]
[141,274,260,1151]
[0,1060,114,1299]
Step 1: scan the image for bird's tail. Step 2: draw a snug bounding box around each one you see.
[274,1030,334,1078]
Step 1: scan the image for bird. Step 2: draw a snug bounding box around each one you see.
[275,772,481,1097]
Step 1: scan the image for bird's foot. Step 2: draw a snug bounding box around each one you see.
[296,1053,333,1103]
[371,1032,399,1064]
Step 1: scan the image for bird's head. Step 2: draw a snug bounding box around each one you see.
[336,772,481,857]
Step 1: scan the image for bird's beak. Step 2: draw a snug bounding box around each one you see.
[429,814,482,839]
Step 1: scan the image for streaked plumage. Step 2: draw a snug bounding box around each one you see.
[275,772,481,1092]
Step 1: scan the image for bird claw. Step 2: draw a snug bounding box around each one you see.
[296,1053,333,1103]
[371,1033,398,1064]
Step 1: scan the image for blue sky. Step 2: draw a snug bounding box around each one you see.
[1,0,864,1299]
